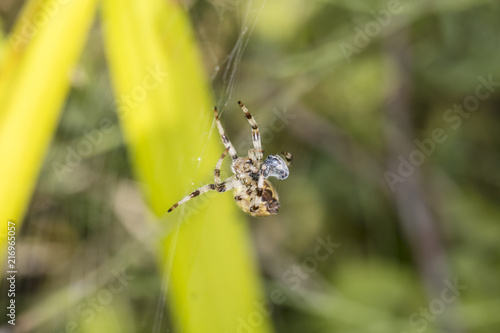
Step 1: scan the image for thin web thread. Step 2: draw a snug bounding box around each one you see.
[152,220,181,333]
[217,0,267,113]
[153,1,268,331]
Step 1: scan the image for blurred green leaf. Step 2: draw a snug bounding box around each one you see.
[0,0,98,259]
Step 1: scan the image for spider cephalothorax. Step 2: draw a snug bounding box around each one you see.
[167,101,292,217]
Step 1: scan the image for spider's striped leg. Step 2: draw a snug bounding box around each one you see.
[214,147,230,185]
[214,107,238,160]
[167,176,238,213]
[167,183,216,213]
[282,152,293,166]
[238,101,263,161]
[215,175,238,193]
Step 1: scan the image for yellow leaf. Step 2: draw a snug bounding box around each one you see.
[0,0,98,259]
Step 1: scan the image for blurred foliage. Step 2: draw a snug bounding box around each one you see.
[1,0,500,332]
[0,0,98,258]
[101,0,271,332]
[1,0,271,332]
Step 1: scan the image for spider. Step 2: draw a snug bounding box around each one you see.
[167,101,292,217]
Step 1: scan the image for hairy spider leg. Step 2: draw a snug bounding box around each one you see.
[282,151,293,166]
[214,107,238,160]
[238,101,263,161]
[250,163,267,212]
[214,147,230,185]
[167,176,239,213]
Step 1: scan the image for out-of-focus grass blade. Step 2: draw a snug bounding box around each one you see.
[80,301,136,333]
[101,1,273,332]
[0,0,98,259]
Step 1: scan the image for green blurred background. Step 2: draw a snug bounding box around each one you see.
[1,0,500,332]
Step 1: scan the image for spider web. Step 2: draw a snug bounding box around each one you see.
[151,1,268,331]
[215,5,259,110]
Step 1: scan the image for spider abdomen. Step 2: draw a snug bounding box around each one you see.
[233,180,280,217]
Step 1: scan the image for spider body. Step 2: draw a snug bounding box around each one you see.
[167,101,292,217]
[231,157,259,185]
[233,179,280,216]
